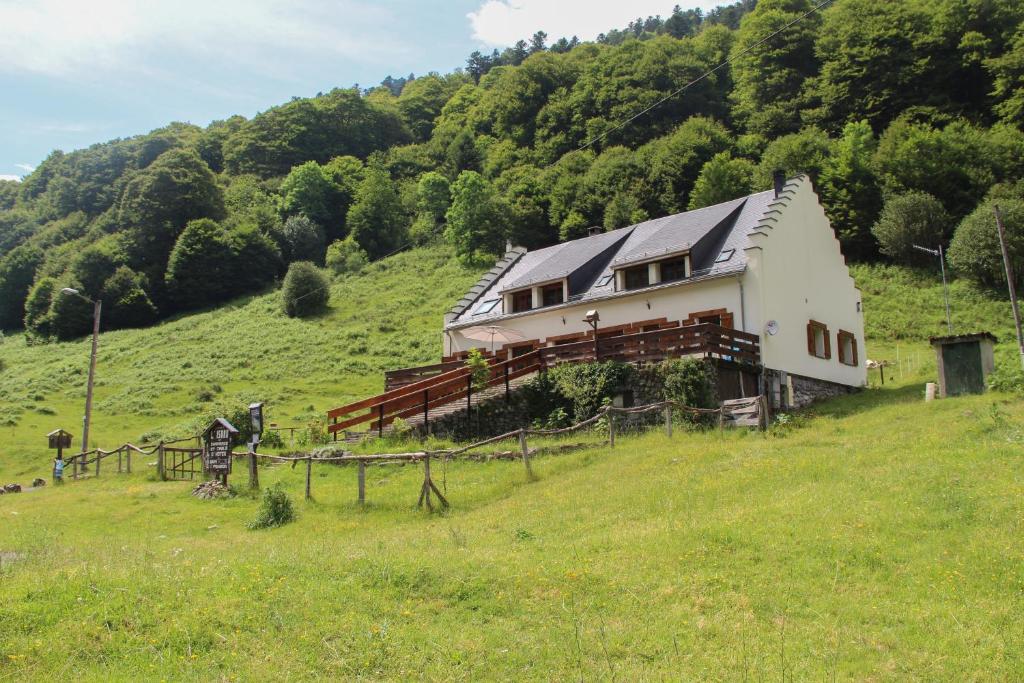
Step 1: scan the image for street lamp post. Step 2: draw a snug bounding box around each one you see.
[912,244,952,334]
[61,288,101,473]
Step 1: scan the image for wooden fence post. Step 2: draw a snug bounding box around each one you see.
[305,457,312,500]
[664,405,673,438]
[95,451,101,477]
[127,449,132,474]
[608,410,616,448]
[418,454,449,511]
[249,452,259,490]
[157,442,165,481]
[358,460,366,505]
[518,430,534,479]
[118,448,123,473]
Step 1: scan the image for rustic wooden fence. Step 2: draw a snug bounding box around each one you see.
[54,395,766,512]
[248,395,766,510]
[62,443,152,480]
[58,435,205,484]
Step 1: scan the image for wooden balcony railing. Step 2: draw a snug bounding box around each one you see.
[327,323,759,438]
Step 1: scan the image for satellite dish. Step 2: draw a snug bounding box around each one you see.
[765,320,779,336]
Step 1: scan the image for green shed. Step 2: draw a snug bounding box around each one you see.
[929,332,997,397]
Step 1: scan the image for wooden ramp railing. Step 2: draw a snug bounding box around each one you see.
[326,322,760,439]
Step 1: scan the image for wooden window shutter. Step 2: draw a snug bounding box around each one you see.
[807,323,815,355]
[824,329,832,359]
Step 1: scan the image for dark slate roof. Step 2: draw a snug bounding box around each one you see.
[610,196,748,267]
[447,187,779,328]
[499,228,633,292]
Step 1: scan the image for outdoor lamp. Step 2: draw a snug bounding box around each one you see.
[583,310,600,360]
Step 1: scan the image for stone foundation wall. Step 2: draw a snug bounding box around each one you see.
[767,369,858,410]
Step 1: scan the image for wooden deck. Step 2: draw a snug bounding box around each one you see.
[328,322,760,438]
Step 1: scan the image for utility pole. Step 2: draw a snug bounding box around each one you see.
[994,205,1024,367]
[62,289,101,473]
[912,244,952,334]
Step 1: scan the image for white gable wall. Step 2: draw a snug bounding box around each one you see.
[446,275,744,356]
[742,176,866,386]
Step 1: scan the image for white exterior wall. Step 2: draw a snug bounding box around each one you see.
[742,177,867,387]
[446,275,744,356]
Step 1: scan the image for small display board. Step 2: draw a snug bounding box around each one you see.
[47,429,73,450]
[203,418,238,475]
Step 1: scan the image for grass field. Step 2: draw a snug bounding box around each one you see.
[1,249,1023,679]
[1,378,1022,680]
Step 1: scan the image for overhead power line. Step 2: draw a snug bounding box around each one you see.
[573,0,837,156]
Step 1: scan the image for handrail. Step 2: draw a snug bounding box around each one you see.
[326,322,760,436]
[327,350,541,427]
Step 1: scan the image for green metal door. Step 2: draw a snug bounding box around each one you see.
[941,342,984,395]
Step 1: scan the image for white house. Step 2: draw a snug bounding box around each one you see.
[442,174,867,407]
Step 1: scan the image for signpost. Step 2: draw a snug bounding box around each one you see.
[47,428,73,465]
[203,418,238,485]
[248,402,264,490]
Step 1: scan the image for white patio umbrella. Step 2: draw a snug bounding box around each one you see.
[461,325,526,353]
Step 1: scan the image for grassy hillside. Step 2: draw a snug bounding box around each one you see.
[1,249,1021,479]
[1,381,1022,679]
[0,245,479,477]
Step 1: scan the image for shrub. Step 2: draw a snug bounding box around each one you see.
[659,358,718,413]
[247,483,295,529]
[259,429,284,449]
[870,192,950,262]
[988,360,1024,395]
[948,199,1024,289]
[325,236,368,276]
[465,348,489,392]
[547,361,634,421]
[281,261,329,317]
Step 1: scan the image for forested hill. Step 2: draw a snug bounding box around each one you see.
[1,0,1023,341]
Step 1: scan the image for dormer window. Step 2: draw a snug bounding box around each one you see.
[541,282,564,307]
[511,289,532,313]
[659,257,688,283]
[623,265,650,290]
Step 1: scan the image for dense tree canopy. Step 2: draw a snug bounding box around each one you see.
[1,0,1023,336]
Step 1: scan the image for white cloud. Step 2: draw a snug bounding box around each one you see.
[0,174,21,182]
[14,163,35,173]
[0,0,403,79]
[468,0,723,47]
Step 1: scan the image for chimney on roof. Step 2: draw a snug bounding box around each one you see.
[773,169,786,199]
[588,226,603,237]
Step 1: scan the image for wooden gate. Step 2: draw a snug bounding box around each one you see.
[159,445,204,481]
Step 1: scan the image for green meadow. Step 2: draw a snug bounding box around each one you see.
[1,247,1022,680]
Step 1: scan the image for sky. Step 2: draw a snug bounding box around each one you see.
[0,0,724,181]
